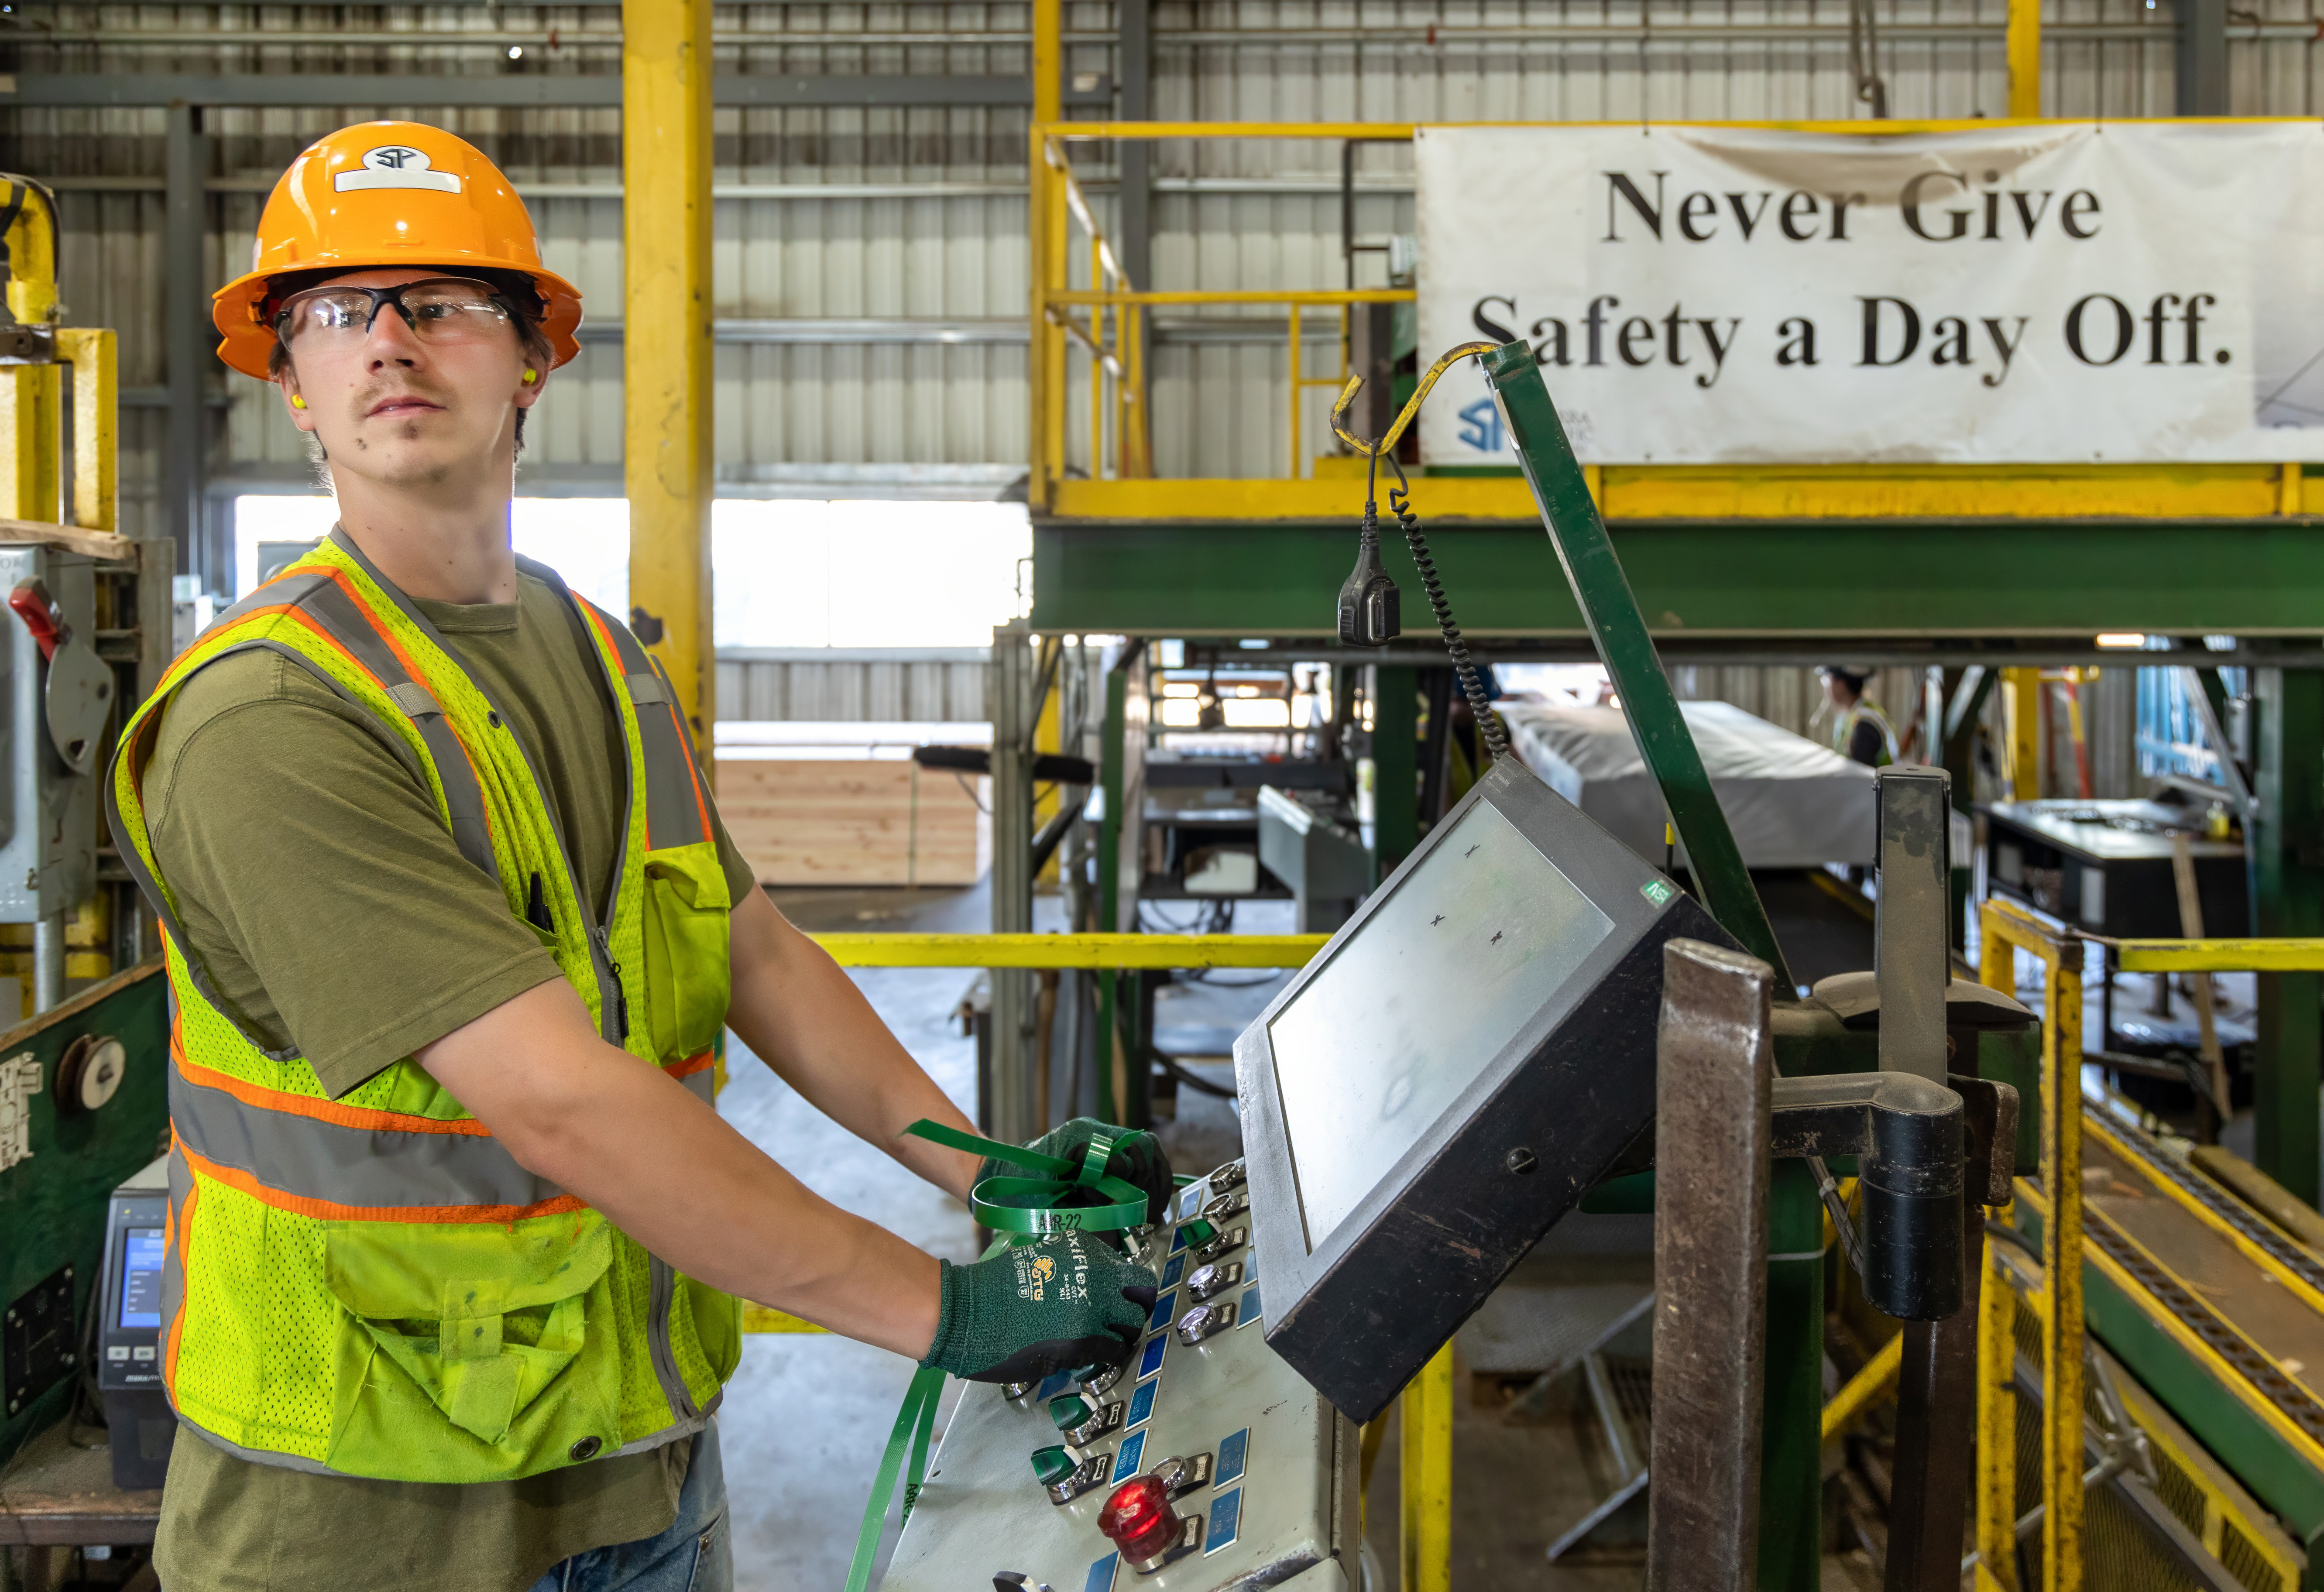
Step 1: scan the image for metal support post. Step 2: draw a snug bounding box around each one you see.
[623,0,717,742]
[1398,1340,1453,1592]
[2008,0,2042,117]
[2177,0,2228,114]
[2253,667,2324,1204]
[990,623,1038,1145]
[1478,342,1791,985]
[1117,0,1152,425]
[1974,1233,2021,1592]
[1875,766,1980,1592]
[2004,668,2042,800]
[1759,1160,1823,1592]
[164,103,211,587]
[1370,665,1419,875]
[1647,939,1772,1591]
[1877,767,1952,1085]
[30,913,63,1013]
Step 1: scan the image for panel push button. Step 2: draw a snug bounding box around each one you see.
[1049,1393,1127,1446]
[1098,1474,1202,1574]
[1192,1225,1246,1265]
[1184,1261,1242,1303]
[1174,1302,1238,1345]
[1032,1444,1114,1504]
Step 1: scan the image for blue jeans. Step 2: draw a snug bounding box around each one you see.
[529,1423,731,1592]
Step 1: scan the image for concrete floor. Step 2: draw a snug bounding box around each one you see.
[717,883,1862,1592]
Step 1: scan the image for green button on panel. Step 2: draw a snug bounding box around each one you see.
[1031,1445,1078,1486]
[1049,1394,1090,1431]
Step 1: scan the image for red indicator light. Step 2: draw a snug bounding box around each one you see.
[1098,1474,1179,1564]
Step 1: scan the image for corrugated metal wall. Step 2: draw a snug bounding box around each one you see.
[717,646,989,721]
[13,0,2323,531]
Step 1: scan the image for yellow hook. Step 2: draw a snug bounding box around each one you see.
[1328,340,1501,460]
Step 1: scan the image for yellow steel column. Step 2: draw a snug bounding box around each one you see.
[1028,0,1062,508]
[1399,1341,1453,1592]
[2004,667,2042,799]
[2008,0,2042,117]
[2039,946,2084,1592]
[0,182,62,527]
[624,0,717,744]
[0,363,59,524]
[56,329,117,532]
[1974,1235,2020,1591]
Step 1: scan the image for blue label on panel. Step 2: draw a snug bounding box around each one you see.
[1241,1249,1255,1283]
[1138,1332,1168,1379]
[1083,1551,1119,1592]
[1126,1375,1159,1429]
[1115,1429,1147,1478]
[1150,1290,1178,1331]
[1160,1253,1186,1289]
[1170,1225,1189,1254]
[1216,1426,1249,1486]
[1036,1371,1074,1404]
[1238,1284,1261,1324]
[1206,1488,1243,1554]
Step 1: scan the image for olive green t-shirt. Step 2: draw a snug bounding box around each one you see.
[144,568,758,1592]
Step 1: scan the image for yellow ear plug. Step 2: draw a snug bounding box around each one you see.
[290,394,306,409]
[522,369,539,384]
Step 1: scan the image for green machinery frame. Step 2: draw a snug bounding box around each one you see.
[1032,340,2324,1589]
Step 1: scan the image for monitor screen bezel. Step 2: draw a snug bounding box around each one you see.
[1236,758,1689,1402]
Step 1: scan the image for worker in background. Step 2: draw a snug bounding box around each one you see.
[106,122,1168,1592]
[1819,665,1898,768]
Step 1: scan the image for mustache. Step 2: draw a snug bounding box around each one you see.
[359,380,453,414]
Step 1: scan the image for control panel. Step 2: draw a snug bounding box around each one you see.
[882,1162,1359,1592]
[96,1154,173,1487]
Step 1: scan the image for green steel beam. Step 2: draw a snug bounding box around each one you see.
[1030,519,2324,640]
[2254,667,2324,1206]
[1371,665,1420,875]
[1479,342,1792,985]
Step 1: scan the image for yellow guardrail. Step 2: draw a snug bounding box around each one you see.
[2106,937,2324,973]
[808,932,1328,970]
[1979,897,2085,1592]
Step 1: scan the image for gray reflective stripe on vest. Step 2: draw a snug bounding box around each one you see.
[592,628,710,854]
[170,1065,566,1212]
[209,568,333,630]
[647,1254,703,1422]
[162,1143,190,1358]
[298,577,501,885]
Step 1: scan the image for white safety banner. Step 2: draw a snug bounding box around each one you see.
[1413,122,2324,466]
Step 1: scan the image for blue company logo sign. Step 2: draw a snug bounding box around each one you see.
[1456,397,1506,453]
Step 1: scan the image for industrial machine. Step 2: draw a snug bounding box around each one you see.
[93,1154,172,1489]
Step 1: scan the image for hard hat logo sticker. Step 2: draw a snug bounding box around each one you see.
[335,145,463,196]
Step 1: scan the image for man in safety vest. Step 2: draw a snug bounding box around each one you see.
[1818,665,1898,768]
[108,121,1171,1592]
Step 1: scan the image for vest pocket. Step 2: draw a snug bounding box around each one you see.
[322,1216,619,1475]
[642,843,732,1067]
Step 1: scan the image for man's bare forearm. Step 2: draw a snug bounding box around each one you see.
[418,979,942,1357]
[724,889,984,1200]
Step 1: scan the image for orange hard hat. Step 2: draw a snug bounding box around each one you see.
[212,121,583,381]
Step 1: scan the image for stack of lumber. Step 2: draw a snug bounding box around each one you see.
[714,756,989,887]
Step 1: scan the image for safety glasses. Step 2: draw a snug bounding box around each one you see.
[273,277,521,354]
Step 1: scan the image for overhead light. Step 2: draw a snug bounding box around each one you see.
[2094,633,2148,648]
[508,45,524,58]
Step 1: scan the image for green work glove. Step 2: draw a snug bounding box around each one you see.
[920,1233,1158,1384]
[982,1116,1177,1227]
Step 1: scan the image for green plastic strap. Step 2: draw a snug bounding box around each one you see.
[845,1364,945,1592]
[903,1119,1150,1236]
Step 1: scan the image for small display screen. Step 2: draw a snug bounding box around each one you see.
[1267,799,1615,1252]
[119,1227,165,1330]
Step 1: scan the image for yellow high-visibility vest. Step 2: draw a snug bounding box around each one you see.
[106,529,741,1484]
